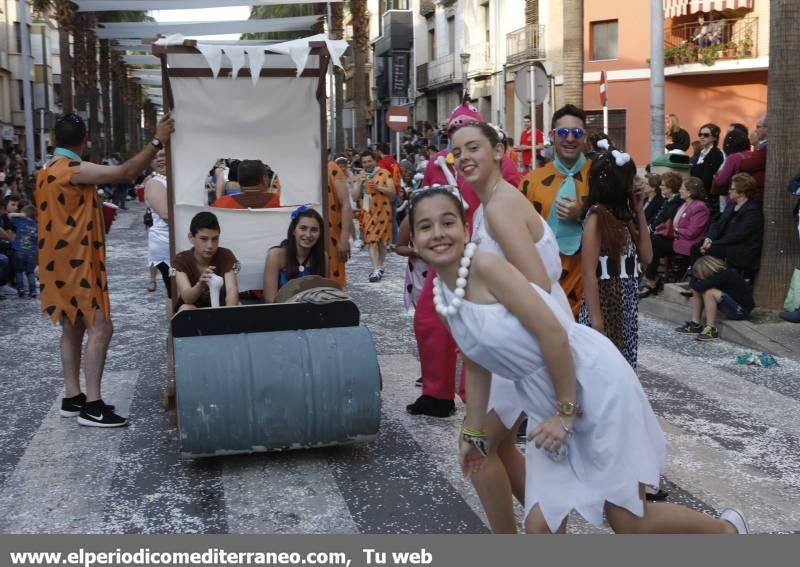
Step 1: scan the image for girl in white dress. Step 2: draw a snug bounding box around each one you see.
[449,122,571,533]
[144,149,171,302]
[407,187,749,534]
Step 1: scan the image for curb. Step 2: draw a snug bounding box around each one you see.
[639,292,800,361]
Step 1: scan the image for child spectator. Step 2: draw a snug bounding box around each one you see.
[676,255,754,341]
[579,144,652,370]
[171,211,240,311]
[10,204,38,298]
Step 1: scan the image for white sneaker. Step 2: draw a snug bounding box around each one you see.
[720,508,750,534]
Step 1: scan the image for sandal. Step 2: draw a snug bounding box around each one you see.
[147,281,157,292]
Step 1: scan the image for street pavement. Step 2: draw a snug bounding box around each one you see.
[1,200,798,534]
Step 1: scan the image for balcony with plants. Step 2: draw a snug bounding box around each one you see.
[663,16,758,68]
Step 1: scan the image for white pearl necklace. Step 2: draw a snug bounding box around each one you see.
[432,242,477,316]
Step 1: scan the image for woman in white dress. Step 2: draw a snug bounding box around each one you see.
[449,122,571,533]
[407,187,749,534]
[144,149,171,303]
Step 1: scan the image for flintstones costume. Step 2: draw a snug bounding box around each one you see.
[519,157,592,316]
[37,156,110,325]
[326,161,347,286]
[357,167,392,245]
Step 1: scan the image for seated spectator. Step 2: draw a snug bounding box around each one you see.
[172,211,240,311]
[675,255,754,341]
[213,160,279,209]
[691,173,763,280]
[641,176,709,297]
[779,172,800,323]
[263,205,326,303]
[690,123,724,213]
[734,115,767,202]
[0,198,15,296]
[642,173,664,227]
[712,128,751,201]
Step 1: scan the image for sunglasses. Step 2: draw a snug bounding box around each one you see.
[698,132,712,137]
[554,127,586,140]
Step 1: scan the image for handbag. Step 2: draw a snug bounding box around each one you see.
[654,218,674,239]
[784,268,800,311]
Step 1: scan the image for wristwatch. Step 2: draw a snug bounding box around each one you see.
[556,401,579,417]
[150,138,164,150]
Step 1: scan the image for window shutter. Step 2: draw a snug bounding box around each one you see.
[526,0,539,26]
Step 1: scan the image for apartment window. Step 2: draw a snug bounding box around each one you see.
[591,20,618,60]
[447,16,455,55]
[585,109,627,151]
[482,3,490,44]
[428,28,435,60]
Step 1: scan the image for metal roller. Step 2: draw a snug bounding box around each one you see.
[173,323,381,458]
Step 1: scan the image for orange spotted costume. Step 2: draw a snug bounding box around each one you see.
[326,161,346,286]
[519,159,592,315]
[356,167,392,245]
[37,158,110,324]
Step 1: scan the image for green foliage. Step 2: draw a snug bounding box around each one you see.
[243,3,323,41]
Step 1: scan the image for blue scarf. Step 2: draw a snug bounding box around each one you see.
[547,153,587,256]
[54,147,82,162]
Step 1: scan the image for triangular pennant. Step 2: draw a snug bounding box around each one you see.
[197,44,223,78]
[245,47,266,86]
[224,46,246,80]
[325,39,348,69]
[289,45,312,77]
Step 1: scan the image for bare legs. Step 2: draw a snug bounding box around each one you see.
[690,288,721,327]
[367,242,387,271]
[59,310,114,402]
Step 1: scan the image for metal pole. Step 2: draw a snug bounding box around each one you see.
[650,0,665,162]
[19,0,35,174]
[326,2,335,152]
[529,64,537,171]
[603,105,609,135]
[39,108,46,160]
[395,130,401,163]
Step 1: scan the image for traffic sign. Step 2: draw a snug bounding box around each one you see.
[385,105,411,132]
[514,65,549,105]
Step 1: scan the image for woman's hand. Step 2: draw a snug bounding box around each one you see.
[529,414,575,452]
[632,177,646,211]
[458,435,487,477]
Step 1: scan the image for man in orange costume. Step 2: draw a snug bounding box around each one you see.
[38,112,174,427]
[355,150,394,282]
[519,104,592,315]
[212,160,280,209]
[326,161,353,286]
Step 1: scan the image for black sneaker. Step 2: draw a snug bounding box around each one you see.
[645,489,669,502]
[406,394,456,418]
[517,419,528,442]
[368,270,382,283]
[674,321,703,335]
[77,400,128,428]
[695,325,719,341]
[60,393,87,417]
[414,377,423,388]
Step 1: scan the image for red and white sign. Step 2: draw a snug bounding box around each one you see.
[599,71,608,107]
[385,105,411,132]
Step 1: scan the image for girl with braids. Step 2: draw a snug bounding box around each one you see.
[578,143,652,370]
[407,187,749,534]
[263,206,326,303]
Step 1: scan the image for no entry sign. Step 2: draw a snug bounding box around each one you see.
[385,105,411,132]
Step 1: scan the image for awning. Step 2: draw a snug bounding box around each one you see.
[94,15,321,40]
[663,0,689,18]
[74,0,339,12]
[689,0,753,13]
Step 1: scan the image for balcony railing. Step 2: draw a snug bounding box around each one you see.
[416,62,429,90]
[427,53,461,88]
[664,16,758,66]
[506,24,545,65]
[464,43,494,78]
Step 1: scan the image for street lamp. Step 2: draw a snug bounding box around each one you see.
[460,52,471,100]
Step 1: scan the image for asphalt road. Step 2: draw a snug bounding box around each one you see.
[1,201,798,534]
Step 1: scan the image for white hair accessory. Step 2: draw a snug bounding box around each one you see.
[611,149,632,167]
[417,184,469,211]
[597,139,611,151]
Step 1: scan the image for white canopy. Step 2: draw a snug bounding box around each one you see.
[76,0,339,11]
[123,54,160,65]
[94,15,321,40]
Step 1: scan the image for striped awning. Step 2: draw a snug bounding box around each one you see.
[663,0,752,17]
[689,0,753,13]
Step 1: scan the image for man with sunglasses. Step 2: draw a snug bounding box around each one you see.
[519,104,593,316]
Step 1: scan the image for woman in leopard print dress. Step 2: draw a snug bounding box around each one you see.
[578,147,652,371]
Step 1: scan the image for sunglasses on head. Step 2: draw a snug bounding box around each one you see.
[698,132,712,137]
[554,127,585,140]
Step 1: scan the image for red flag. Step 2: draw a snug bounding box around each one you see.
[600,71,608,107]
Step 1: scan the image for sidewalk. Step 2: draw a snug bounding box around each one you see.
[640,283,800,362]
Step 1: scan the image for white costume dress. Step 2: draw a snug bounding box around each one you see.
[439,277,665,532]
[145,173,170,267]
[471,206,571,429]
